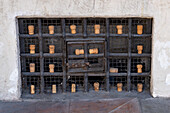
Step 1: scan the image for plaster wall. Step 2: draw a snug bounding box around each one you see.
[0,0,170,100]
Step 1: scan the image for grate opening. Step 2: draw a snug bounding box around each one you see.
[65,19,83,34]
[43,37,63,53]
[87,18,106,34]
[22,76,41,94]
[109,37,128,53]
[109,18,129,34]
[66,75,84,92]
[109,76,127,91]
[131,58,151,73]
[109,58,128,73]
[88,76,106,91]
[41,19,61,34]
[44,58,63,72]
[131,76,150,91]
[44,76,63,94]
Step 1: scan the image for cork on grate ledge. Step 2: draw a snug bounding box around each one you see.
[52,84,56,93]
[75,49,84,55]
[49,45,55,54]
[94,24,100,34]
[117,83,123,92]
[137,45,143,54]
[31,85,35,94]
[110,68,118,73]
[70,25,76,34]
[116,25,123,34]
[137,25,143,35]
[49,64,55,73]
[94,82,99,92]
[137,83,143,92]
[49,25,54,34]
[28,25,34,35]
[71,84,76,93]
[89,48,98,54]
[30,63,35,72]
[137,64,143,73]
[30,45,35,54]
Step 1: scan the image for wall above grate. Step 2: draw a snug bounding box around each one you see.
[19,18,152,96]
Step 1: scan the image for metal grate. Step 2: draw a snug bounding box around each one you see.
[18,18,152,96]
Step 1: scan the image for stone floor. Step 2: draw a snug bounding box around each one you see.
[0,91,170,113]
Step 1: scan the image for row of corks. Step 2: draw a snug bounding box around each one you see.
[30,82,143,94]
[110,64,143,73]
[27,25,144,35]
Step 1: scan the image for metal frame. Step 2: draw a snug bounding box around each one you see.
[19,18,152,95]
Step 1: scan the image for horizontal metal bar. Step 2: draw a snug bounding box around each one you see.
[109,53,128,57]
[21,53,40,57]
[68,73,106,76]
[109,73,127,76]
[43,53,63,57]
[110,34,128,37]
[42,34,62,37]
[67,41,104,45]
[68,53,104,59]
[19,34,39,38]
[66,33,83,37]
[68,68,104,73]
[22,72,40,76]
[131,72,151,76]
[43,72,63,76]
[131,34,152,37]
[87,33,106,37]
[131,53,151,57]
[66,38,105,42]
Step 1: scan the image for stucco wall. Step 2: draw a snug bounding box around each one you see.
[0,0,170,100]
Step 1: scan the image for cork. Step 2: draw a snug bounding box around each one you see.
[52,84,56,93]
[71,84,76,93]
[75,49,84,55]
[30,63,35,72]
[110,68,118,73]
[49,25,54,34]
[137,45,143,54]
[117,83,123,92]
[94,82,99,91]
[70,25,76,34]
[94,24,100,34]
[137,64,143,73]
[49,45,55,54]
[116,25,123,34]
[89,48,98,54]
[30,45,35,54]
[28,25,34,35]
[137,25,143,35]
[49,64,55,73]
[137,83,143,92]
[31,85,35,94]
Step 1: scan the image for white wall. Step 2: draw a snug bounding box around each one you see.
[0,0,170,100]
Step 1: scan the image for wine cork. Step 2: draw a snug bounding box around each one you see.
[30,63,35,72]
[94,24,100,34]
[49,64,55,73]
[31,85,35,94]
[116,25,123,34]
[70,25,76,34]
[137,83,143,92]
[75,49,84,55]
[49,25,54,34]
[137,64,143,73]
[137,45,143,54]
[28,25,34,35]
[89,48,98,54]
[71,84,76,93]
[30,45,35,54]
[52,84,56,93]
[137,25,143,35]
[49,45,55,54]
[110,68,118,73]
[94,82,99,91]
[117,83,123,92]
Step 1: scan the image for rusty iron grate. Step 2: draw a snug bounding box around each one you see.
[19,18,152,96]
